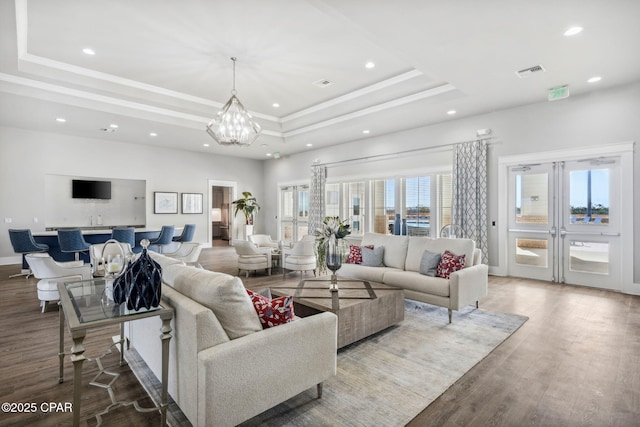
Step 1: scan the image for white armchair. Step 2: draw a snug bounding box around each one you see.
[89,239,135,276]
[25,253,91,312]
[282,234,317,278]
[164,242,203,267]
[233,240,272,277]
[248,234,279,250]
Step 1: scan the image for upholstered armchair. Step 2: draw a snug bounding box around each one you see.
[248,234,279,250]
[25,253,91,312]
[233,240,272,277]
[282,234,317,278]
[8,229,49,278]
[89,239,135,276]
[164,242,203,267]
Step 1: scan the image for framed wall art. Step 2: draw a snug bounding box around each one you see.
[182,192,203,214]
[154,192,178,214]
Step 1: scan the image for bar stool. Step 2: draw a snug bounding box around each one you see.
[8,229,50,278]
[148,225,175,253]
[172,224,196,243]
[57,229,91,262]
[111,227,136,252]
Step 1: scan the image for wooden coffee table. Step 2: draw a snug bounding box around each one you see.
[270,277,404,348]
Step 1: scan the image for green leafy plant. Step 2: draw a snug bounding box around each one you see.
[314,216,351,273]
[232,191,260,225]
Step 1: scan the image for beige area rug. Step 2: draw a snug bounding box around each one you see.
[240,300,528,427]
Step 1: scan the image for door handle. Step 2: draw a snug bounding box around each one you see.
[559,227,567,236]
[550,227,556,237]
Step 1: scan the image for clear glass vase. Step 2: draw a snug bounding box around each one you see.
[326,236,342,291]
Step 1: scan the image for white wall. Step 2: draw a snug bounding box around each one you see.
[262,81,640,284]
[0,127,264,262]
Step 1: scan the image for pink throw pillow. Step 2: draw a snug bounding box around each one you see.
[346,244,374,264]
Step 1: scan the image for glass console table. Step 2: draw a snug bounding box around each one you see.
[57,279,173,426]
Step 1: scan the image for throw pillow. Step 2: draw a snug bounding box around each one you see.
[361,245,385,267]
[437,250,466,279]
[247,289,295,329]
[346,244,374,264]
[419,249,441,276]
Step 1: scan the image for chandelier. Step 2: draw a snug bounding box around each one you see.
[206,57,262,146]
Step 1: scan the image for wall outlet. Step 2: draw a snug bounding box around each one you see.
[33,217,38,223]
[4,217,11,223]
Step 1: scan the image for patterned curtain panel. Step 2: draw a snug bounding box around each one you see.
[452,140,489,264]
[309,164,326,235]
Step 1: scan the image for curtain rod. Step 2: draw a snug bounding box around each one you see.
[314,137,495,168]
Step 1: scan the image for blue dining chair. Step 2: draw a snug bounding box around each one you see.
[148,225,175,253]
[8,229,50,278]
[57,229,91,261]
[172,224,196,243]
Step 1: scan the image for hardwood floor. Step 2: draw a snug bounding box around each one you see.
[1,244,639,426]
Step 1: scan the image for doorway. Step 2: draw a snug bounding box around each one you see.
[499,143,634,292]
[209,180,236,246]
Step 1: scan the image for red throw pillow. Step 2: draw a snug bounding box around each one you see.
[247,289,295,329]
[436,250,466,279]
[346,245,374,264]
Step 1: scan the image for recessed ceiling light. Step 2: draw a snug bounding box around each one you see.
[272,103,280,108]
[362,130,370,134]
[82,48,96,55]
[564,26,583,36]
[447,110,457,115]
[266,153,272,157]
[149,132,157,137]
[203,143,210,147]
[109,124,118,129]
[306,143,313,147]
[587,76,602,83]
[365,61,375,69]
[55,117,66,123]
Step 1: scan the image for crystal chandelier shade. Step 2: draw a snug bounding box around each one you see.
[206,57,262,146]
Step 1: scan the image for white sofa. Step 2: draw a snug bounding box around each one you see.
[127,253,338,427]
[338,233,488,322]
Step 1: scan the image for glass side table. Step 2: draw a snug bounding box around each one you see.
[57,278,173,427]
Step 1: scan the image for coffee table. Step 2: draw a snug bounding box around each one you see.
[270,277,404,348]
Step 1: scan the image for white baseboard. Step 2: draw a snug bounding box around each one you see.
[0,256,21,266]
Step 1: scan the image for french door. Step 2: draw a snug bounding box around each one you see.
[507,157,621,290]
[279,185,309,242]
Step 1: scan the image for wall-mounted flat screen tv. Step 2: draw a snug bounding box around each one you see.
[72,179,112,200]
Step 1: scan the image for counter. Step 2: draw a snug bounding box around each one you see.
[32,227,180,263]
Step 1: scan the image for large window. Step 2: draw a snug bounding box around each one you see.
[324,173,450,237]
[279,185,309,241]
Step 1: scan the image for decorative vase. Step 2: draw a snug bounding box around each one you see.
[402,218,407,236]
[326,236,342,291]
[394,214,401,235]
[113,239,162,311]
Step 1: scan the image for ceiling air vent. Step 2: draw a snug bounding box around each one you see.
[516,65,546,78]
[312,79,334,88]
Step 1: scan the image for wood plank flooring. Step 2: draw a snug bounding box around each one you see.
[1,242,639,426]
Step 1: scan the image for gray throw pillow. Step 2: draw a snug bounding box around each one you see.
[361,245,385,267]
[419,249,441,276]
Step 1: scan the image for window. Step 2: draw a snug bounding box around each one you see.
[373,179,396,234]
[404,176,431,236]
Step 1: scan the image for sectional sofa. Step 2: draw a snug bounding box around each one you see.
[338,232,488,322]
[126,253,338,426]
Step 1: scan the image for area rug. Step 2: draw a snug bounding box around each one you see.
[240,300,528,427]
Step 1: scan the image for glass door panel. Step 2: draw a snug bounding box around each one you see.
[345,182,365,236]
[373,179,395,235]
[507,164,556,281]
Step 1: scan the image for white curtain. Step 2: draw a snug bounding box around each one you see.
[309,164,326,235]
[452,140,488,264]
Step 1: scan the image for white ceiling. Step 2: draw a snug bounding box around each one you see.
[1,0,639,160]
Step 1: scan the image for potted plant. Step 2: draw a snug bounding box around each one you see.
[232,192,260,239]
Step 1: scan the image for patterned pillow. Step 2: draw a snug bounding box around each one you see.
[346,245,374,264]
[247,289,295,329]
[436,250,466,279]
